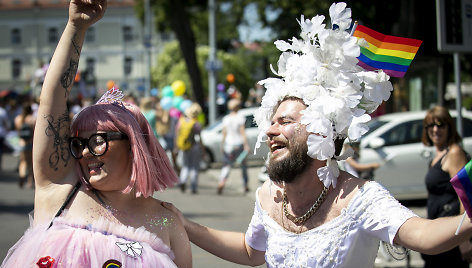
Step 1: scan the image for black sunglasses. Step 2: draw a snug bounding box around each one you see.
[424,122,446,130]
[69,132,128,159]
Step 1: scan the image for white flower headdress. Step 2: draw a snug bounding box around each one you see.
[254,2,393,188]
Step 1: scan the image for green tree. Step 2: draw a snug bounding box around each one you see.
[135,0,250,109]
[135,0,207,109]
[153,41,265,103]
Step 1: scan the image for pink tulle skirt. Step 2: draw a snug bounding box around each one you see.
[2,215,177,268]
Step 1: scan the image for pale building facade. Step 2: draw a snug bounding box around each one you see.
[0,0,167,98]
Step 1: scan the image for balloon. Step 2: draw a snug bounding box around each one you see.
[217,83,225,91]
[150,88,158,96]
[160,96,173,110]
[171,80,186,96]
[226,73,235,84]
[172,96,184,108]
[106,80,115,90]
[161,85,174,97]
[169,107,182,119]
[179,99,192,112]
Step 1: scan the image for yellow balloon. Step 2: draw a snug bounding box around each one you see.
[172,80,186,96]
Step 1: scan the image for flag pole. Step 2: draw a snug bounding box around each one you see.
[455,212,467,235]
[350,21,358,36]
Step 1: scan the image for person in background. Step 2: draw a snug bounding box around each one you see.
[31,61,47,99]
[175,103,203,194]
[140,97,159,139]
[217,98,250,194]
[14,100,36,188]
[0,96,10,172]
[163,111,180,175]
[1,0,191,266]
[342,141,380,180]
[421,106,471,267]
[154,97,170,147]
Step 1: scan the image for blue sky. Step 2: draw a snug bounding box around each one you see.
[236,3,280,42]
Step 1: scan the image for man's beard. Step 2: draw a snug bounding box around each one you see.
[267,136,311,184]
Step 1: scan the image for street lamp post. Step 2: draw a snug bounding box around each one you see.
[207,0,222,125]
[144,0,152,97]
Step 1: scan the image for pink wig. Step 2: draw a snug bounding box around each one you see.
[71,101,178,197]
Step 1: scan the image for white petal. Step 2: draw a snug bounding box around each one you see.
[274,40,292,52]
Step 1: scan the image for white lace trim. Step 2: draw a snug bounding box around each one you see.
[245,182,417,267]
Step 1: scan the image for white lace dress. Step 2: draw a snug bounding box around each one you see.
[245,182,417,268]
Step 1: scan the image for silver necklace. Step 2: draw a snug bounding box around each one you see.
[283,186,328,225]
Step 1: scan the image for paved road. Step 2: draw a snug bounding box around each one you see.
[0,153,427,267]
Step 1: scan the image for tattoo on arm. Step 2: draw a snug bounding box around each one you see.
[44,110,71,171]
[60,35,81,97]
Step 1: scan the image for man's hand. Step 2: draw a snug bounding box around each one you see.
[161,202,188,228]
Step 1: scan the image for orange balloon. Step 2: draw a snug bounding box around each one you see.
[226,73,235,84]
[74,72,81,82]
[106,80,115,90]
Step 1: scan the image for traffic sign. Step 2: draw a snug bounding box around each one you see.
[436,0,472,52]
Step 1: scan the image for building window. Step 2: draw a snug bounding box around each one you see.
[83,58,96,86]
[12,59,22,79]
[124,57,133,75]
[85,27,95,43]
[86,58,95,73]
[160,32,172,42]
[123,26,133,42]
[11,28,21,44]
[48,27,58,43]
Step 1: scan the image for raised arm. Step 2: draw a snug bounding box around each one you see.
[33,0,106,187]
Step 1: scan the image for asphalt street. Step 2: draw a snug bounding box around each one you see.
[0,153,427,267]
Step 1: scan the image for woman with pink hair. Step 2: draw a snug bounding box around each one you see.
[1,1,191,267]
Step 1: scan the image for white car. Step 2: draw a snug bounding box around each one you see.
[356,110,472,200]
[200,107,269,165]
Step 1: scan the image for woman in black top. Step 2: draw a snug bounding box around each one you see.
[421,106,470,267]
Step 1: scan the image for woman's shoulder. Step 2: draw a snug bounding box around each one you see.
[448,143,466,154]
[147,198,184,228]
[446,143,468,161]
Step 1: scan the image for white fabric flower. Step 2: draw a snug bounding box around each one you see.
[317,160,340,188]
[348,113,371,140]
[329,2,351,30]
[253,2,393,188]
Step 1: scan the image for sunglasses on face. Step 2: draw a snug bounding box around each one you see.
[424,122,446,130]
[69,132,128,159]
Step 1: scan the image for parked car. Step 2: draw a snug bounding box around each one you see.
[200,107,269,166]
[354,110,472,200]
[255,109,472,200]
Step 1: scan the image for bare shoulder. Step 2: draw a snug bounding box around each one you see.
[448,143,466,158]
[443,143,468,175]
[149,198,184,230]
[258,180,284,211]
[149,198,178,218]
[444,143,468,165]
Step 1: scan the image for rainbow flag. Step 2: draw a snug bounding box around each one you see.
[450,160,472,218]
[353,24,422,78]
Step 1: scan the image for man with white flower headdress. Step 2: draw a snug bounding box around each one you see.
[164,2,472,267]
